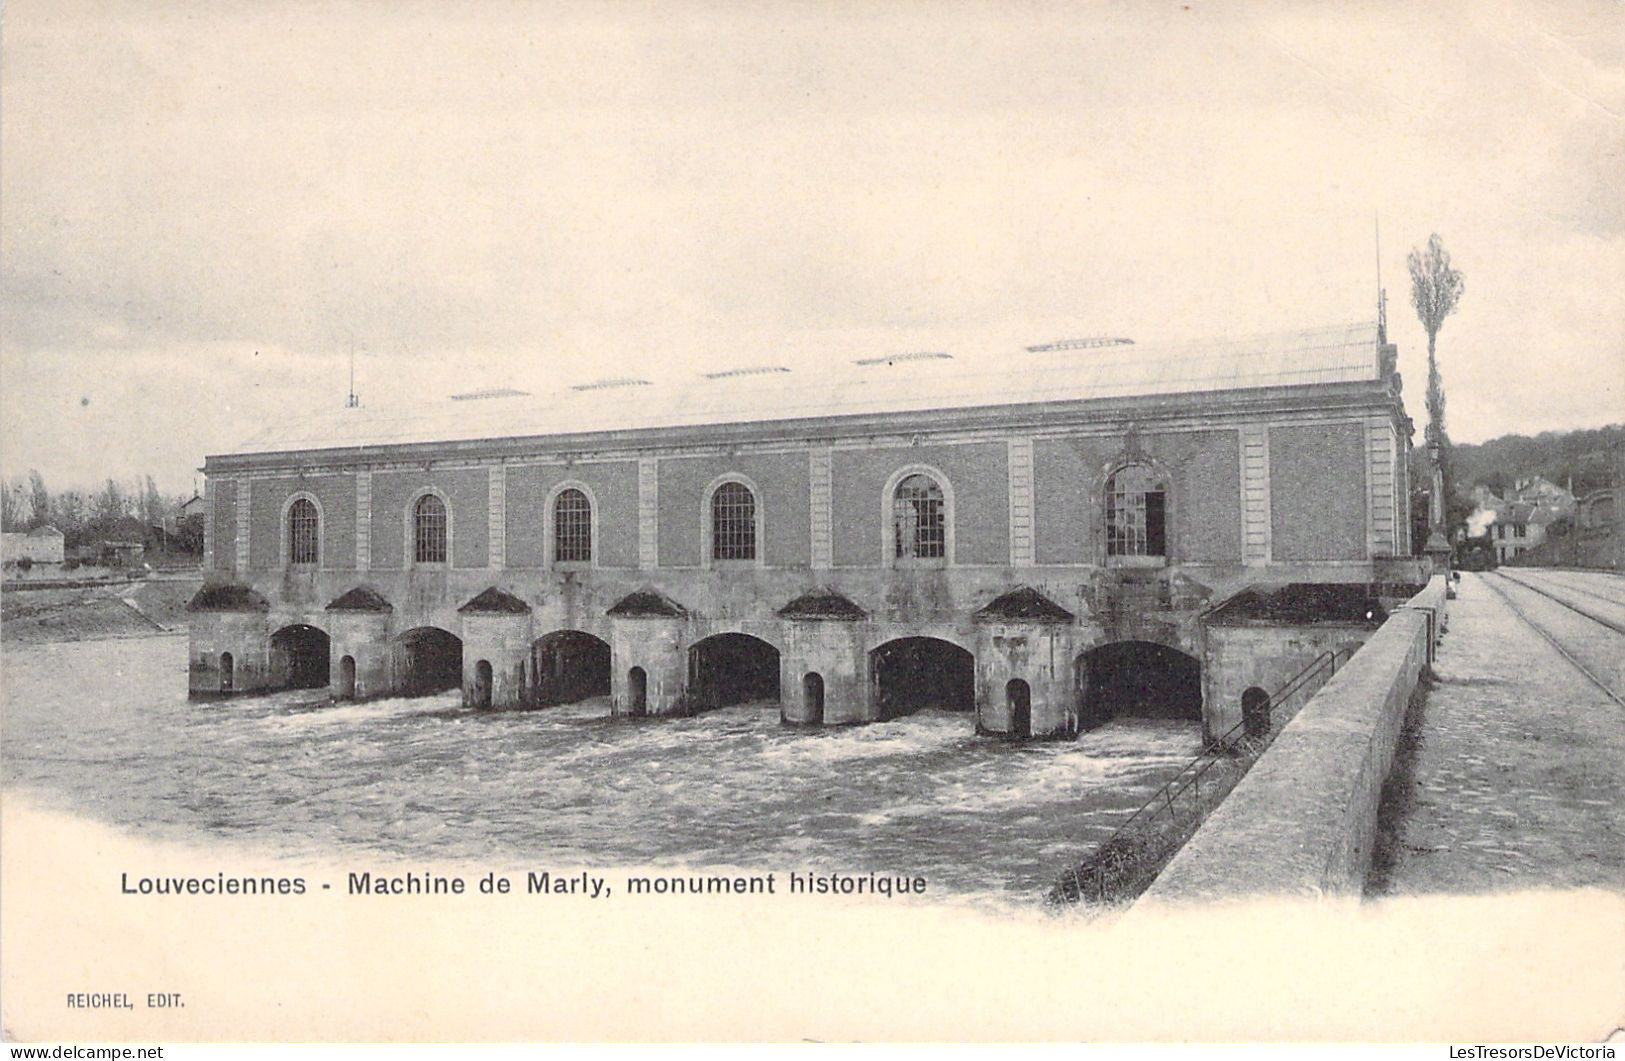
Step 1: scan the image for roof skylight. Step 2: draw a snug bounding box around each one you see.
[1025,338,1135,352]
[702,366,792,379]
[571,378,652,391]
[853,351,952,366]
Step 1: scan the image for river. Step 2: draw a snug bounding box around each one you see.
[1,634,1204,907]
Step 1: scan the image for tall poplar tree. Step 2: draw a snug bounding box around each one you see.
[1407,234,1465,449]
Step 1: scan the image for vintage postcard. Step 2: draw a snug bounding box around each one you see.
[2,0,1622,1044]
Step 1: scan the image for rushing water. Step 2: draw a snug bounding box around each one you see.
[1,635,1204,904]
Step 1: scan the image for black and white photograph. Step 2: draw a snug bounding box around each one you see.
[1,0,1621,1045]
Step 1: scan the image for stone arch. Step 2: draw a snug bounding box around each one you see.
[529,629,612,705]
[279,491,325,567]
[701,472,765,567]
[472,659,494,709]
[393,626,464,696]
[688,632,780,709]
[881,463,956,567]
[1075,639,1201,728]
[864,628,975,656]
[869,636,975,718]
[269,623,331,690]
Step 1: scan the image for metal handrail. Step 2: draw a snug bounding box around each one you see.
[1053,645,1351,904]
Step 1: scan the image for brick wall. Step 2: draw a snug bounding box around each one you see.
[505,461,640,568]
[656,451,812,568]
[369,467,490,569]
[830,442,1009,566]
[1271,423,1367,561]
[247,474,356,570]
[211,479,237,573]
[1168,430,1242,564]
[1032,431,1241,565]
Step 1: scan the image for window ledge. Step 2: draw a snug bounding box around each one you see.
[891,557,949,571]
[1106,555,1167,569]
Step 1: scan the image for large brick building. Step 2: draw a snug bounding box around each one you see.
[190,321,1423,739]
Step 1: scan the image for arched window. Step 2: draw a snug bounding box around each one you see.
[893,473,946,559]
[711,481,756,561]
[287,498,319,564]
[414,494,448,563]
[1106,463,1167,559]
[554,488,592,563]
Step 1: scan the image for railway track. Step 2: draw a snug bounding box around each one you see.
[1504,567,1625,610]
[1493,568,1625,635]
[1479,571,1624,707]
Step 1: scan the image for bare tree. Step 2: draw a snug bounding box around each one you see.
[53,490,88,542]
[28,469,50,528]
[142,474,164,527]
[0,478,25,530]
[92,478,128,532]
[1407,233,1466,446]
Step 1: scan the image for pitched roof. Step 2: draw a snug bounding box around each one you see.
[606,588,689,618]
[224,322,1383,457]
[188,584,270,612]
[777,588,868,621]
[325,586,394,612]
[457,587,531,614]
[975,586,1075,624]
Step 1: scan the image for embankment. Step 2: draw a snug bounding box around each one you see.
[1141,576,1448,901]
[1,575,201,644]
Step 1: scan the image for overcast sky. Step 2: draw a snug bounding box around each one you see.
[3,0,1621,495]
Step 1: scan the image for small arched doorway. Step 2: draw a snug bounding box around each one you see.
[802,672,825,725]
[338,655,357,700]
[1242,686,1271,738]
[627,667,648,717]
[1006,679,1032,738]
[220,652,234,692]
[472,659,493,709]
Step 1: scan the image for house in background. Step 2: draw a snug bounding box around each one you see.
[1469,477,1578,564]
[165,494,207,536]
[1,524,66,572]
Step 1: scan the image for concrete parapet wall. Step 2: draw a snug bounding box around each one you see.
[1142,576,1446,901]
[1394,575,1449,665]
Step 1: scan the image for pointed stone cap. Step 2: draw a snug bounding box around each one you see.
[974,586,1075,624]
[324,586,393,612]
[187,584,270,612]
[606,587,689,618]
[457,587,531,614]
[777,588,868,621]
